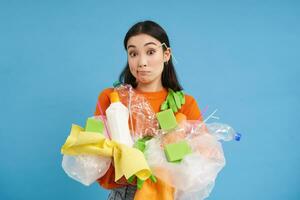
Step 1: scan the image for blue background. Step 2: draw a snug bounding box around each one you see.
[1,1,299,199]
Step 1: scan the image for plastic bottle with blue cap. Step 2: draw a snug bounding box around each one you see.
[206,123,241,142]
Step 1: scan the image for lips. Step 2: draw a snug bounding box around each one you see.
[138,71,150,75]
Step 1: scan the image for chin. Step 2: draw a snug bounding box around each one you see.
[138,80,151,84]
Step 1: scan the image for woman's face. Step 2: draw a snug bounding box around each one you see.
[126,34,170,87]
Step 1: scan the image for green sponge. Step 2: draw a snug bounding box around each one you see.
[164,140,192,162]
[134,140,146,153]
[85,117,104,134]
[156,109,177,131]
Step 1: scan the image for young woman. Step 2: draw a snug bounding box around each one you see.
[94,20,202,200]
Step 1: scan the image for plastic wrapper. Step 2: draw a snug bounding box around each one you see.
[144,121,228,200]
[62,154,111,186]
[61,115,113,186]
[61,83,241,199]
[115,84,159,138]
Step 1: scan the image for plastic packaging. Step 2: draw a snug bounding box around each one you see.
[206,123,241,141]
[62,155,111,186]
[144,134,225,200]
[87,115,111,139]
[143,121,238,200]
[61,82,241,199]
[106,91,134,146]
[114,84,159,139]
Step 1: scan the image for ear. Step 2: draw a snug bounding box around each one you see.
[164,48,171,62]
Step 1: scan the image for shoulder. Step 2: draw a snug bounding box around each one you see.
[183,93,199,112]
[98,88,114,100]
[179,92,202,121]
[94,88,114,116]
[100,88,114,95]
[184,93,198,104]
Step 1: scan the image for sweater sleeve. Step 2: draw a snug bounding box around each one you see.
[179,94,203,121]
[94,88,113,116]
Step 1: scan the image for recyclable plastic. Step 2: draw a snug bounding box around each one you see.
[206,123,241,141]
[106,91,134,146]
[62,154,111,186]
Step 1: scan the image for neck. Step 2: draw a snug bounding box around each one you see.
[136,81,164,92]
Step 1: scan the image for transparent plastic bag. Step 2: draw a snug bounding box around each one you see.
[114,84,159,138]
[144,121,226,200]
[62,154,111,186]
[91,115,111,139]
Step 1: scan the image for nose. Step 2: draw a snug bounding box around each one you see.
[138,55,147,68]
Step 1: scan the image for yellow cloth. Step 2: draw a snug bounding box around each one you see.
[61,124,151,181]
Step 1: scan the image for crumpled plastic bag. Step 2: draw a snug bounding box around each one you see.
[144,121,227,200]
[115,84,159,138]
[62,154,111,186]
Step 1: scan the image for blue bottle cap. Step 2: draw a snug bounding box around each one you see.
[234,133,241,141]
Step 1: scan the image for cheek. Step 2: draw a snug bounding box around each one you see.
[149,54,164,66]
[149,56,164,71]
[128,60,137,75]
[128,57,138,67]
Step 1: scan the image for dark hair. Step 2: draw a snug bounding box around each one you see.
[119,20,183,91]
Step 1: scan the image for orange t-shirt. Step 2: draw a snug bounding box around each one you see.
[94,87,202,199]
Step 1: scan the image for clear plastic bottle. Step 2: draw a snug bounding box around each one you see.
[206,123,241,142]
[106,91,134,147]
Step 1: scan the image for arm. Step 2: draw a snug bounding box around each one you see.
[94,88,112,116]
[179,94,203,121]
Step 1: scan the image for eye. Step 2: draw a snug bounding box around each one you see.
[129,51,137,57]
[147,49,156,55]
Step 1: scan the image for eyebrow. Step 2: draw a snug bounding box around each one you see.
[127,42,158,49]
[144,42,158,46]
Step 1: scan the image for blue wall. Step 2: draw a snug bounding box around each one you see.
[1,1,299,199]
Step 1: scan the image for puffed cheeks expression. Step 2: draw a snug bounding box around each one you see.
[126,34,171,85]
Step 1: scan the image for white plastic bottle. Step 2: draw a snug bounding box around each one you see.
[106,91,134,147]
[206,123,241,142]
